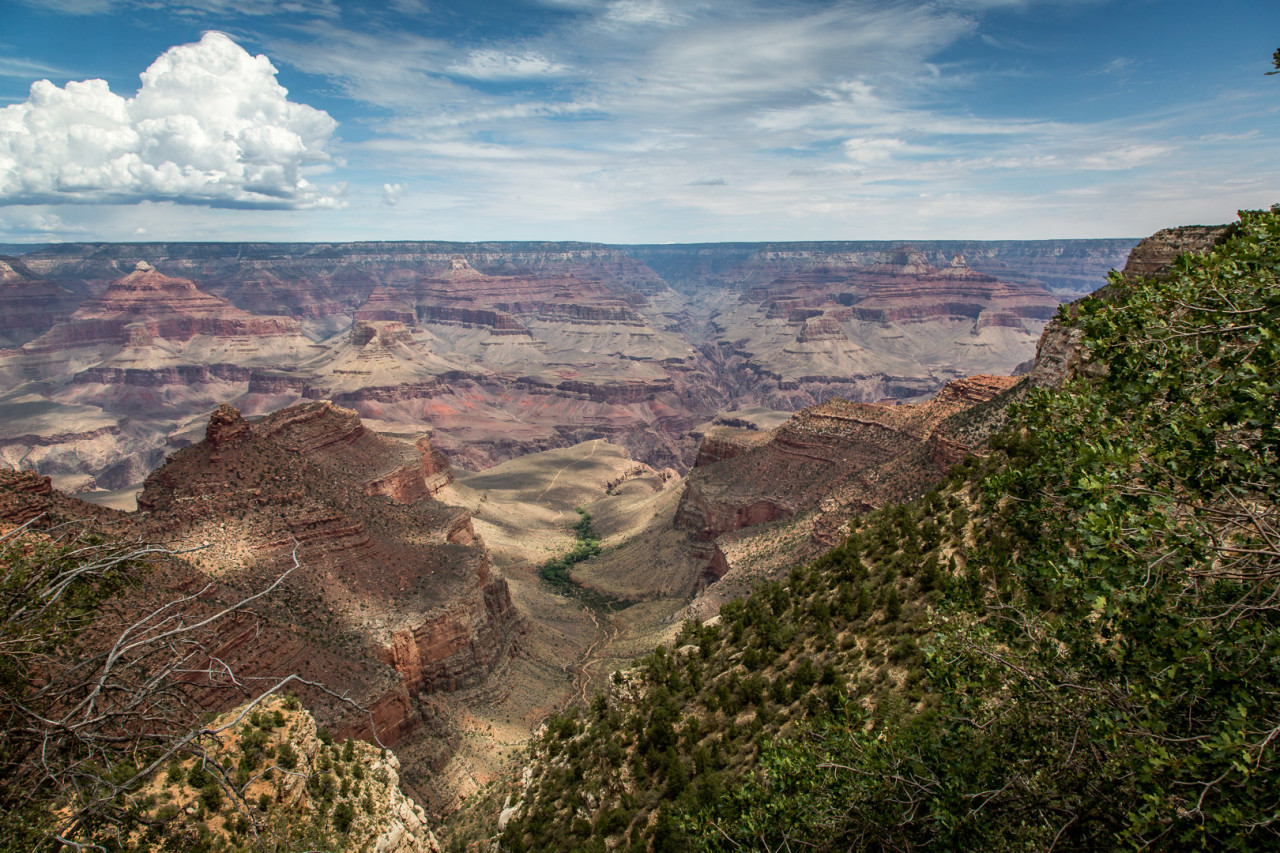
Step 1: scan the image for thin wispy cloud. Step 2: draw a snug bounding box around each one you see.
[449,50,570,80]
[0,0,1276,241]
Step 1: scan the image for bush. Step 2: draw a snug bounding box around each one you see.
[276,741,298,771]
[332,801,355,833]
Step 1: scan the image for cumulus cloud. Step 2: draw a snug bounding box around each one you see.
[382,182,406,205]
[0,32,341,209]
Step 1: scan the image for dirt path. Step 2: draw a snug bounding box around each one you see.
[557,601,621,710]
[536,439,601,503]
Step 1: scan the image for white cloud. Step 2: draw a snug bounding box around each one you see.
[382,182,406,205]
[15,0,343,17]
[604,0,681,26]
[0,57,69,81]
[14,0,116,13]
[1077,144,1171,170]
[450,50,568,79]
[843,137,913,164]
[0,32,341,209]
[0,209,87,237]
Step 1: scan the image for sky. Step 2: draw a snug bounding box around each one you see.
[0,0,1277,243]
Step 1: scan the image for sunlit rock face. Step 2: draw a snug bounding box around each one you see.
[135,401,522,748]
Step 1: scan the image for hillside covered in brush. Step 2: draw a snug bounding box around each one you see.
[472,206,1280,852]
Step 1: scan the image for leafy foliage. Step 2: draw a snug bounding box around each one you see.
[686,207,1280,851]
[539,508,603,593]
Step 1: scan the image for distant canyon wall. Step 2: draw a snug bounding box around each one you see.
[0,238,1134,491]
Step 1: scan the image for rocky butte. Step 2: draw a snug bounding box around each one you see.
[0,399,523,808]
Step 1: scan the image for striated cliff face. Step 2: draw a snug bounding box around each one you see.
[624,239,1137,296]
[0,256,79,348]
[691,424,772,468]
[0,402,518,810]
[0,403,526,809]
[136,402,522,738]
[1,238,1135,493]
[1120,225,1233,280]
[21,263,300,353]
[675,373,1019,552]
[688,244,1064,420]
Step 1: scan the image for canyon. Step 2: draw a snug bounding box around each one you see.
[0,238,1133,498]
[0,233,1157,827]
[0,401,523,810]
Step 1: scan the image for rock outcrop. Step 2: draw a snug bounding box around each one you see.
[136,403,522,744]
[1120,225,1233,280]
[21,263,300,353]
[676,374,1019,550]
[134,695,442,852]
[0,396,524,764]
[0,256,78,348]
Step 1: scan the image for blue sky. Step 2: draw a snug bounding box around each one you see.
[0,0,1277,243]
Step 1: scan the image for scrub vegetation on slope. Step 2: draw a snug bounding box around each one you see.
[475,206,1280,852]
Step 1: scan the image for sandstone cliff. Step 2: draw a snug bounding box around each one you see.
[675,374,1018,553]
[135,402,522,741]
[0,256,78,348]
[0,399,524,810]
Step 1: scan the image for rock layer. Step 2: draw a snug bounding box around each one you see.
[0,402,526,805]
[676,374,1019,549]
[2,239,1134,492]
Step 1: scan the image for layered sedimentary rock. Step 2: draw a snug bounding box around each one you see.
[676,374,1019,554]
[691,424,772,467]
[695,245,1060,414]
[123,403,520,788]
[0,256,79,348]
[0,263,322,490]
[0,443,518,812]
[21,262,300,354]
[2,238,1133,492]
[1120,225,1233,280]
[625,239,1136,297]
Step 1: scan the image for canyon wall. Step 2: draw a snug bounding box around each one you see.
[0,400,525,807]
[1,239,1134,493]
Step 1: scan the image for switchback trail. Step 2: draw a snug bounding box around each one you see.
[561,603,621,710]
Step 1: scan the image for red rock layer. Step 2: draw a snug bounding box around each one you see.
[0,468,403,748]
[0,257,78,347]
[675,373,1019,547]
[354,287,417,325]
[133,402,522,751]
[691,425,772,468]
[745,248,1060,329]
[22,265,299,352]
